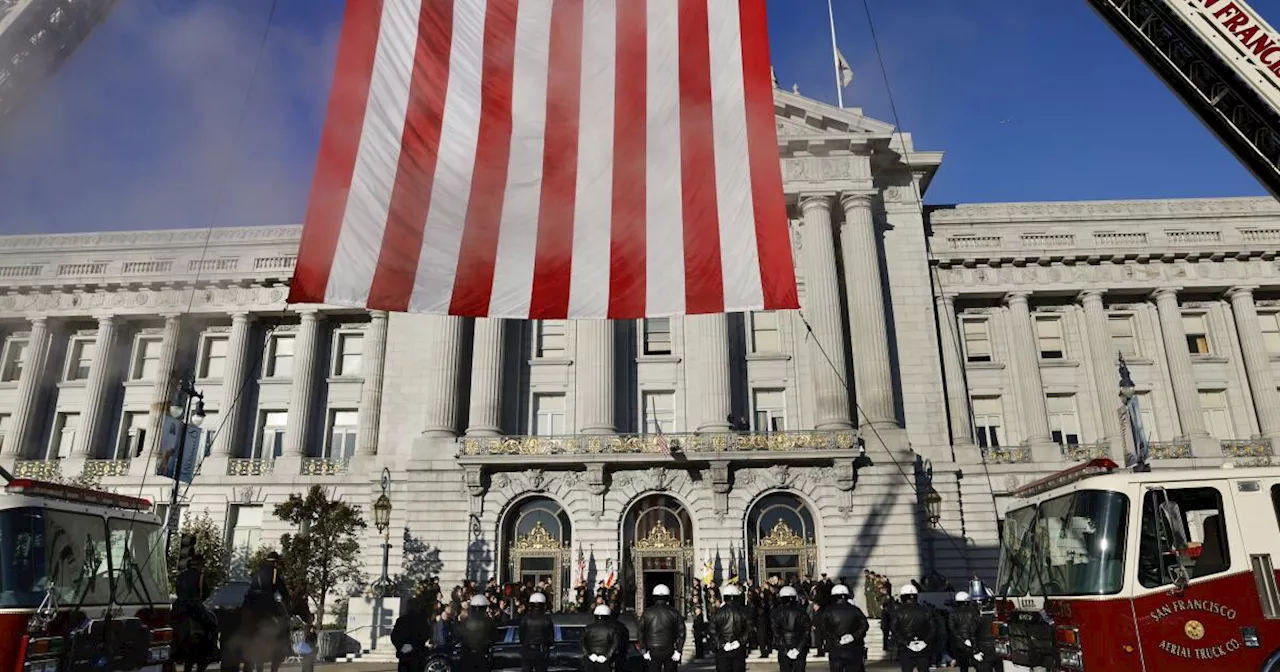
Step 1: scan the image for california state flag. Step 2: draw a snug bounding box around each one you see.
[289,0,799,319]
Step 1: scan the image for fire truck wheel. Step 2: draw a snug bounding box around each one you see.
[1260,648,1280,672]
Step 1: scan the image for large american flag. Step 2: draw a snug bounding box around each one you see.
[289,0,799,319]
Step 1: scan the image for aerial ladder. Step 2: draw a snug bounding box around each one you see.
[1089,0,1280,199]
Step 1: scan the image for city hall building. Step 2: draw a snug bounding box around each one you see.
[0,89,1277,615]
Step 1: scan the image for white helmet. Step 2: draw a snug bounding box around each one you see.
[831,584,850,596]
[529,592,547,604]
[721,585,741,597]
[469,595,489,607]
[779,586,798,598]
[594,604,612,617]
[652,584,671,597]
[954,591,970,603]
[899,585,918,597]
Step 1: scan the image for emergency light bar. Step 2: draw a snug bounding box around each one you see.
[4,478,153,512]
[1014,458,1119,499]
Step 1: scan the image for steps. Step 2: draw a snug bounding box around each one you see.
[334,648,398,663]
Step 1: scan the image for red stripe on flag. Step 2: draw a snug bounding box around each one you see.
[449,0,520,317]
[289,0,384,305]
[738,0,798,310]
[677,0,725,314]
[607,0,648,319]
[529,0,585,319]
[367,0,456,312]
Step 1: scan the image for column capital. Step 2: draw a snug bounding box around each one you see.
[839,191,876,210]
[229,311,255,322]
[1077,289,1106,304]
[1152,286,1182,301]
[92,314,117,326]
[369,310,389,320]
[1228,285,1260,300]
[935,292,958,306]
[27,316,48,326]
[159,312,184,321]
[1004,290,1032,306]
[297,308,321,321]
[797,192,836,213]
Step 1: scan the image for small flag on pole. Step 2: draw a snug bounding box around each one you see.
[649,394,673,458]
[837,50,854,88]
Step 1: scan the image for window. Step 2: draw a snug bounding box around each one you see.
[66,339,95,380]
[751,312,781,353]
[1035,316,1064,359]
[107,519,168,606]
[1262,312,1280,356]
[226,505,264,579]
[1135,391,1158,443]
[972,397,1003,448]
[1138,487,1230,589]
[51,413,79,458]
[256,411,288,459]
[998,491,1128,597]
[266,335,295,378]
[532,394,566,436]
[335,333,364,376]
[1183,314,1211,355]
[536,321,566,358]
[962,319,992,363]
[752,389,786,432]
[642,318,672,355]
[1108,315,1138,359]
[1,338,27,382]
[642,391,675,434]
[0,415,10,454]
[43,510,112,607]
[1047,394,1080,448]
[327,410,359,460]
[132,338,162,381]
[197,411,218,455]
[200,337,229,379]
[1198,390,1233,440]
[116,411,148,459]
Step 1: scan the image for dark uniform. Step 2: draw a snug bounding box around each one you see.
[456,603,500,672]
[638,593,685,672]
[611,615,632,672]
[947,600,979,672]
[971,605,998,672]
[889,595,933,672]
[816,597,868,672]
[519,598,555,672]
[769,594,812,672]
[708,592,753,672]
[582,611,623,672]
[390,601,432,672]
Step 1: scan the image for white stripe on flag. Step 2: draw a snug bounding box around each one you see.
[706,0,763,311]
[566,0,617,318]
[325,0,418,306]
[409,0,489,314]
[488,0,554,318]
[645,0,686,317]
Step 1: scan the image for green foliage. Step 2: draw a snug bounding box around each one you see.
[271,485,368,622]
[165,510,229,590]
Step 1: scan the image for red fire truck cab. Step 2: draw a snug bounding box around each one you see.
[0,478,172,672]
[994,459,1280,671]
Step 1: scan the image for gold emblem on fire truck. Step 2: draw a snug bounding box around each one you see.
[1184,620,1206,641]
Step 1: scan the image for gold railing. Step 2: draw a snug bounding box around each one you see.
[301,458,349,476]
[226,459,274,476]
[1221,439,1273,467]
[1063,441,1110,462]
[458,430,858,458]
[82,459,131,478]
[983,445,1031,464]
[14,460,60,479]
[1149,440,1192,460]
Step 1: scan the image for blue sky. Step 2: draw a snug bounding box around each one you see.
[0,0,1266,235]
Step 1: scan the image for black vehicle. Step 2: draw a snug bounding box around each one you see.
[425,614,645,672]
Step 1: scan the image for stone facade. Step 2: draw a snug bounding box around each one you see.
[0,91,1277,616]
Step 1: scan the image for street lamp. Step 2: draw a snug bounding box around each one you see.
[164,378,205,555]
[924,487,943,529]
[371,468,392,651]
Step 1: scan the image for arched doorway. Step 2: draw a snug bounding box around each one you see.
[502,497,571,610]
[622,494,693,616]
[746,493,818,584]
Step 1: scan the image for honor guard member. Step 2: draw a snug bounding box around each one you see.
[583,605,623,672]
[457,594,501,672]
[520,592,555,672]
[946,592,979,672]
[769,585,812,672]
[816,584,869,672]
[709,585,753,672]
[890,585,933,672]
[639,584,685,671]
[611,608,632,672]
[970,592,998,672]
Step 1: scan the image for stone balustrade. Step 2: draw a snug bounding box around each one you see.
[14,459,60,479]
[983,445,1032,464]
[82,459,131,478]
[1062,441,1110,462]
[226,458,274,477]
[458,429,859,460]
[1221,438,1273,466]
[1149,440,1193,460]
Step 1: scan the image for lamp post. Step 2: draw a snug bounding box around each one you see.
[372,468,392,650]
[164,378,205,555]
[924,487,943,529]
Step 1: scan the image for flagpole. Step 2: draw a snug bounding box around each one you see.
[827,0,844,108]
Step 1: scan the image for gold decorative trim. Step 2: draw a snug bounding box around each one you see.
[512,521,562,550]
[758,521,807,549]
[636,521,683,549]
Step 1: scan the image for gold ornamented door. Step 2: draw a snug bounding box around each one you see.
[754,520,815,585]
[631,521,693,617]
[509,521,568,611]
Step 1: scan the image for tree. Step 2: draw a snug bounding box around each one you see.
[166,510,229,590]
[272,485,368,621]
[391,530,443,598]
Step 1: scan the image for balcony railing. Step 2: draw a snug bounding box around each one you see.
[82,459,131,478]
[1221,439,1273,466]
[14,459,60,479]
[1149,440,1192,460]
[301,458,349,476]
[227,459,274,476]
[458,430,859,458]
[1063,441,1110,462]
[982,445,1031,464]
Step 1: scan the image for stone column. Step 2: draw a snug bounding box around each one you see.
[423,315,466,437]
[5,317,51,458]
[1079,291,1122,448]
[356,311,389,455]
[798,194,854,430]
[144,314,184,457]
[1153,288,1210,442]
[578,320,617,435]
[1005,292,1056,459]
[1228,286,1280,440]
[935,294,975,448]
[74,315,119,458]
[210,312,255,458]
[281,309,321,458]
[839,193,897,429]
[466,318,506,437]
[687,314,732,432]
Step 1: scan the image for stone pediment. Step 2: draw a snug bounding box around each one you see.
[773,89,895,138]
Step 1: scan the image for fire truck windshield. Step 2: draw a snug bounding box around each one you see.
[997,489,1130,597]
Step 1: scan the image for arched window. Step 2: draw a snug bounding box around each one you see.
[622,494,694,616]
[502,497,571,609]
[746,493,817,584]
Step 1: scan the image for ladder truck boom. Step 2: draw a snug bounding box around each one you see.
[1089,0,1280,199]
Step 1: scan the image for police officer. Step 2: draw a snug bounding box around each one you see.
[709,585,753,672]
[946,592,979,672]
[638,584,684,671]
[816,584,868,672]
[518,592,554,672]
[457,594,500,672]
[969,593,997,672]
[610,606,632,672]
[769,586,811,672]
[583,604,623,672]
[890,585,933,672]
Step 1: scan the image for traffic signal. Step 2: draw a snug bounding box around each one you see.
[177,533,197,573]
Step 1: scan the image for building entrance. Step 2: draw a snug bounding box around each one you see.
[623,495,693,616]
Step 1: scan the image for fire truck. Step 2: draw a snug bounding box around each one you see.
[0,476,172,672]
[993,458,1280,671]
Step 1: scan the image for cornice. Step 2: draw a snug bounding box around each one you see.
[0,225,302,251]
[929,197,1280,225]
[935,257,1280,295]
